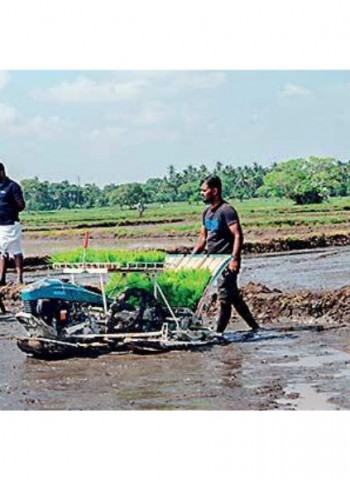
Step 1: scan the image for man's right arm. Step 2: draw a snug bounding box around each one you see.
[192,226,207,254]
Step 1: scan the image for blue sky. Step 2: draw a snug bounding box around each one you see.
[1,70,350,186]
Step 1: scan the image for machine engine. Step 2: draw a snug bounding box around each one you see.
[20,278,108,335]
[18,279,202,339]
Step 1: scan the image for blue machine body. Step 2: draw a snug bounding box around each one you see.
[21,278,109,306]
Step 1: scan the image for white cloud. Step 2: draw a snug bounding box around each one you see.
[136,128,179,143]
[0,71,9,91]
[82,122,179,158]
[33,77,150,102]
[249,113,262,125]
[178,102,217,131]
[134,104,169,126]
[81,125,131,158]
[179,103,202,127]
[32,72,228,104]
[186,72,227,89]
[121,70,227,90]
[163,71,227,93]
[0,103,65,139]
[84,123,178,144]
[0,103,18,125]
[108,102,171,126]
[280,83,311,97]
[9,115,64,139]
[85,126,127,141]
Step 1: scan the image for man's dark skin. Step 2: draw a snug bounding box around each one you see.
[193,179,259,333]
[0,167,25,285]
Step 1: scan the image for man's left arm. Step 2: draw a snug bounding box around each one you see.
[228,222,243,273]
[12,183,26,212]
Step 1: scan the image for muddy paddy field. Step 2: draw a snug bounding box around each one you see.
[1,233,349,410]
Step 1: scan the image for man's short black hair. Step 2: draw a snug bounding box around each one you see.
[202,175,222,194]
[0,162,5,173]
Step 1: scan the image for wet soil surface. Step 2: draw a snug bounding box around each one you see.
[0,247,349,410]
[1,319,350,410]
[241,246,350,292]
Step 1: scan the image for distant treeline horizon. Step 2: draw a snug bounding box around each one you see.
[20,156,350,210]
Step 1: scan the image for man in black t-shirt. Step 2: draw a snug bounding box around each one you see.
[192,175,259,333]
[0,162,26,285]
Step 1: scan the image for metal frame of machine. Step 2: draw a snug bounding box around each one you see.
[15,254,231,359]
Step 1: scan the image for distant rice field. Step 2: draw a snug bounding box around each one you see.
[22,196,350,237]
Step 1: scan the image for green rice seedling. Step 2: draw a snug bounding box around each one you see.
[105,268,212,311]
[51,248,212,309]
[50,249,166,265]
[105,272,154,301]
[157,269,212,310]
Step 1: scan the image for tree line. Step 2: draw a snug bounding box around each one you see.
[20,157,350,211]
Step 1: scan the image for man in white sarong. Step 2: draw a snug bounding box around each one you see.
[0,162,26,285]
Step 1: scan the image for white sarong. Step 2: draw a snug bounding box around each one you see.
[0,222,23,256]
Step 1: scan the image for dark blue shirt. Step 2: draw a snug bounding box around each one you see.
[203,201,240,254]
[0,177,25,225]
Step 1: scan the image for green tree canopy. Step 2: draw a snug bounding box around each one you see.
[19,156,350,211]
[108,183,145,209]
[257,157,346,204]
